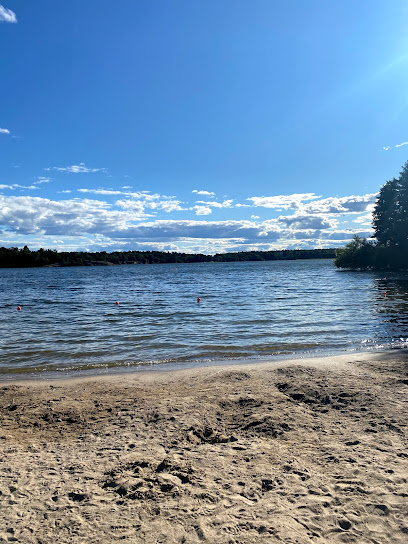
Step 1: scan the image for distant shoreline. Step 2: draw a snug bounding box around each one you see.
[0,246,336,268]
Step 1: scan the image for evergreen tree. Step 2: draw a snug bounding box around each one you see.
[395,161,408,250]
[372,177,398,246]
[337,160,408,269]
[372,160,408,249]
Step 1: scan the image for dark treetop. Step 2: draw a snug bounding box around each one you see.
[335,160,408,270]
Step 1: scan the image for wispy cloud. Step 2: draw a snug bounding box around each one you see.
[195,200,233,209]
[79,188,123,195]
[0,128,10,134]
[192,190,216,196]
[79,188,186,213]
[0,5,17,23]
[46,162,106,173]
[34,176,51,185]
[247,193,319,210]
[383,140,408,150]
[0,184,39,190]
[126,198,185,213]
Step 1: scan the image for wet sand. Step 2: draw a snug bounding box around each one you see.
[0,351,407,543]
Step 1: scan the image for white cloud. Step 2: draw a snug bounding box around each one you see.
[353,213,373,225]
[382,140,408,150]
[0,183,39,190]
[115,198,185,214]
[156,200,185,212]
[34,176,51,185]
[276,214,338,230]
[0,128,10,134]
[0,196,253,241]
[0,5,16,23]
[247,193,376,215]
[127,191,158,200]
[248,193,319,209]
[79,188,157,200]
[320,229,373,241]
[0,195,147,236]
[193,206,212,215]
[115,200,146,213]
[192,190,216,196]
[0,188,376,253]
[298,193,377,215]
[82,190,185,214]
[195,199,233,208]
[47,162,106,173]
[109,219,282,242]
[79,188,123,195]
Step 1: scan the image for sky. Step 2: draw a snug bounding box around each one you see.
[1,0,408,254]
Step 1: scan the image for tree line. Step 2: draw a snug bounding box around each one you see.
[335,161,408,270]
[0,246,336,268]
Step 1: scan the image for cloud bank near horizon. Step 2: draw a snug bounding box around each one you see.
[0,188,376,253]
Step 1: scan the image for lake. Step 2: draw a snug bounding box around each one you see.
[1,259,408,378]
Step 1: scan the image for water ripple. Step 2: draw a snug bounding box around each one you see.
[1,260,408,375]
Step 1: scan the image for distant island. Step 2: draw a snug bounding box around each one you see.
[335,160,408,270]
[0,246,336,268]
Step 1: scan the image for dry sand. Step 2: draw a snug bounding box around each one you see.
[0,351,407,543]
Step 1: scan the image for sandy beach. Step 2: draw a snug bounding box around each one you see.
[0,351,407,543]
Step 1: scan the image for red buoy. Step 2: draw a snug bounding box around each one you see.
[17,306,21,311]
[115,301,119,305]
[197,297,201,303]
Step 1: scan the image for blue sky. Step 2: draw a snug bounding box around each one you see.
[1,0,408,253]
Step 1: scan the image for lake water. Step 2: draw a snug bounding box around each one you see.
[1,259,408,378]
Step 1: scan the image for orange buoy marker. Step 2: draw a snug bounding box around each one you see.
[17,306,21,311]
[197,297,201,303]
[115,301,119,305]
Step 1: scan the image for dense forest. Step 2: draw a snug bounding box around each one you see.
[0,246,336,268]
[335,161,408,270]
